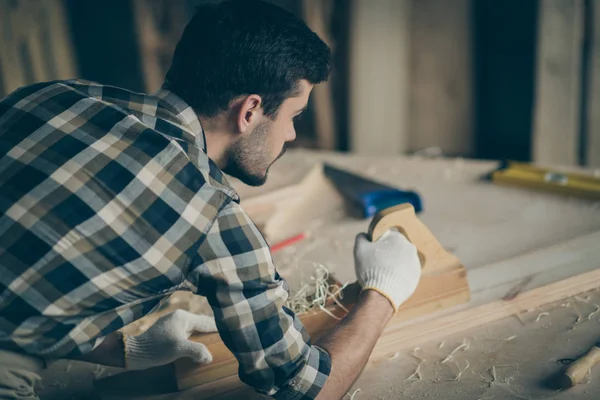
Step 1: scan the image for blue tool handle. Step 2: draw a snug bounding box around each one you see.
[360,190,423,218]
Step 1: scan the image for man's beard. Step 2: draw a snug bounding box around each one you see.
[222,121,286,186]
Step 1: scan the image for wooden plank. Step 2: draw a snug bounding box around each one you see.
[409,0,473,156]
[182,234,600,398]
[373,261,600,359]
[348,0,410,155]
[176,227,599,395]
[532,0,584,166]
[468,230,600,306]
[585,0,600,167]
[302,0,337,150]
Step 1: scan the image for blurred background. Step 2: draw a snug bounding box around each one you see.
[0,0,599,167]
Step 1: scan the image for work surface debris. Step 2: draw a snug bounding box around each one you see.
[35,150,600,399]
[38,288,600,399]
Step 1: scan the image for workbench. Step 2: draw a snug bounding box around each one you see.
[36,150,600,400]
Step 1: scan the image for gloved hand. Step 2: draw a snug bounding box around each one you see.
[354,229,422,313]
[123,309,217,370]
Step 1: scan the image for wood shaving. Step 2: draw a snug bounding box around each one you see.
[442,339,469,364]
[586,304,600,321]
[571,298,584,323]
[486,335,517,342]
[388,352,400,360]
[453,359,470,381]
[348,388,361,399]
[535,312,550,322]
[405,360,424,381]
[438,341,445,349]
[285,263,348,318]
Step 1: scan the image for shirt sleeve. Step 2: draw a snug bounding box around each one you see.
[186,200,331,399]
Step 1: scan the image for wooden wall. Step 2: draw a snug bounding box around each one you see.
[0,0,76,98]
[348,0,473,157]
[532,0,584,166]
[532,0,600,167]
[409,0,473,156]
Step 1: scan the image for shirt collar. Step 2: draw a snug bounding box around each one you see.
[153,89,206,153]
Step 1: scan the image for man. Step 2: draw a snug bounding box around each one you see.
[0,1,421,399]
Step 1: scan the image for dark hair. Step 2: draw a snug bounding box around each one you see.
[163,0,331,118]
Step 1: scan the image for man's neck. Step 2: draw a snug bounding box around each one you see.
[200,115,233,169]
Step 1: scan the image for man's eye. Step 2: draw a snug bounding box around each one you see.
[293,114,304,122]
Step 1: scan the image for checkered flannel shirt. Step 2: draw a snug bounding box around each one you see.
[0,80,330,399]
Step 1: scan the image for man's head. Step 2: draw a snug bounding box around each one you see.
[163,0,331,186]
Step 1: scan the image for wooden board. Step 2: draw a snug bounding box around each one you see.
[175,203,469,390]
[532,0,584,165]
[409,0,473,156]
[348,0,410,155]
[177,232,600,398]
[585,1,600,167]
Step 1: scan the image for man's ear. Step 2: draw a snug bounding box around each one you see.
[236,94,263,134]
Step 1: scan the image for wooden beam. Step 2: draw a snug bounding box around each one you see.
[348,0,410,155]
[532,0,585,166]
[409,0,473,156]
[372,258,600,360]
[302,0,337,150]
[585,0,600,167]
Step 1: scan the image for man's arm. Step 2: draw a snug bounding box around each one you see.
[315,290,393,399]
[315,230,422,399]
[188,201,332,398]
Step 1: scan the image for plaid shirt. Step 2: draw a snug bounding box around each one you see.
[0,80,330,399]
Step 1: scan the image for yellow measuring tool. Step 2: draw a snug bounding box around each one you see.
[489,161,600,200]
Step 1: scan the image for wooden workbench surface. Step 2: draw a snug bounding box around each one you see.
[36,150,600,399]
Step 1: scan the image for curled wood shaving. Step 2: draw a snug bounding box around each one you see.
[454,359,470,381]
[348,388,362,399]
[586,304,600,321]
[285,263,348,318]
[535,312,550,322]
[406,360,424,381]
[441,339,469,364]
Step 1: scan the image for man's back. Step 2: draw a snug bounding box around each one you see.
[0,80,234,359]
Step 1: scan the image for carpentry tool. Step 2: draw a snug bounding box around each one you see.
[323,163,423,218]
[488,160,600,200]
[562,342,600,388]
[173,203,469,391]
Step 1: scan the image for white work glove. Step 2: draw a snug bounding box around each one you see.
[123,309,217,370]
[354,230,422,313]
